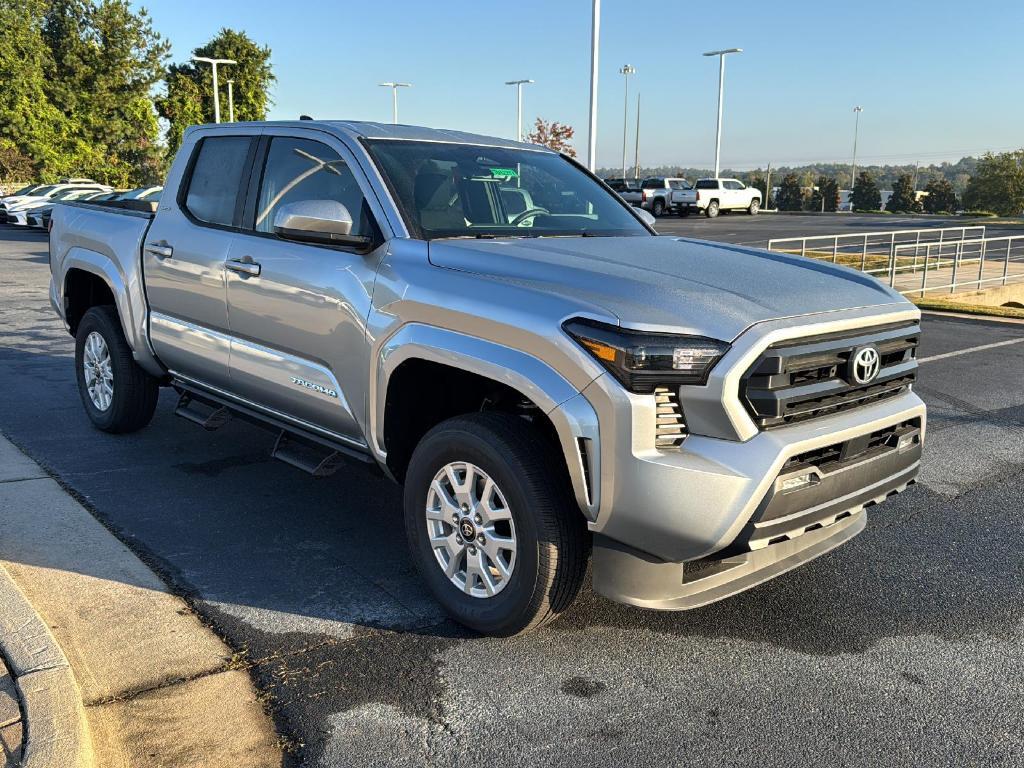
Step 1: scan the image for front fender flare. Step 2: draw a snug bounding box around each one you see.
[371,324,601,519]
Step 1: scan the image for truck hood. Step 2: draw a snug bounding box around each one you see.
[428,235,906,341]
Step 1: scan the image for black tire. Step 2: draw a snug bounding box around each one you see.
[705,200,720,218]
[403,412,587,635]
[748,198,760,215]
[651,198,665,217]
[75,306,159,433]
[678,206,690,217]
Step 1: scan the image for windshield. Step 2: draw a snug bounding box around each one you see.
[365,140,649,240]
[52,188,89,200]
[13,184,40,196]
[28,185,57,197]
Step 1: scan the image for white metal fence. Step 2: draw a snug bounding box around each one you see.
[890,236,1024,296]
[767,226,987,273]
[765,225,1024,296]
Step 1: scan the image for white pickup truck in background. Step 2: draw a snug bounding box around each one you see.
[673,177,761,218]
[636,177,690,217]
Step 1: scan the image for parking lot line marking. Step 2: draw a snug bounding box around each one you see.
[918,337,1024,364]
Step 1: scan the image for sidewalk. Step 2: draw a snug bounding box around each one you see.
[0,435,283,767]
[1,656,21,766]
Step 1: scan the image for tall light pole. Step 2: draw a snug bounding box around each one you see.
[586,0,601,171]
[225,79,235,122]
[633,92,641,179]
[505,79,534,141]
[619,65,636,180]
[702,48,741,177]
[379,82,411,124]
[851,106,863,195]
[191,56,236,124]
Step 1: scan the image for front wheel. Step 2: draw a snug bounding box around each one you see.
[75,306,159,433]
[748,198,760,215]
[403,412,587,635]
[705,200,720,218]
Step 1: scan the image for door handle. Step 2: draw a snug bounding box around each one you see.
[145,243,173,259]
[226,258,261,277]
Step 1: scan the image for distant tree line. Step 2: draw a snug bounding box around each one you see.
[0,0,274,187]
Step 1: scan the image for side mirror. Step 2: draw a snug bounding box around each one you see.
[272,200,370,248]
[635,208,657,227]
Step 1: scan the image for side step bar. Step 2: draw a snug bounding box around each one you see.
[271,431,347,478]
[171,380,379,477]
[174,392,233,430]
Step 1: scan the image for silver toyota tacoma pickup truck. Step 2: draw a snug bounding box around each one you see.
[49,121,925,635]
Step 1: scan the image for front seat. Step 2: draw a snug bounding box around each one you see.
[414,172,465,232]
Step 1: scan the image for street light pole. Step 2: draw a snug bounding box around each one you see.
[633,92,641,179]
[379,82,411,124]
[505,79,534,142]
[851,106,863,194]
[702,48,742,177]
[587,0,600,171]
[619,65,635,180]
[191,56,236,123]
[226,79,235,122]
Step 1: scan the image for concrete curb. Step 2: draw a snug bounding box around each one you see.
[0,566,93,768]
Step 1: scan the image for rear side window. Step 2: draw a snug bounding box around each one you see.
[254,137,375,239]
[641,178,664,188]
[696,179,719,190]
[184,137,252,227]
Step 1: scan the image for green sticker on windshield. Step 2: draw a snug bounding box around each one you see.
[489,167,519,179]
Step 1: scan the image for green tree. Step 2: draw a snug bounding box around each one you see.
[775,173,804,211]
[923,178,957,214]
[851,171,881,211]
[0,139,35,184]
[962,150,1024,215]
[158,29,274,153]
[807,175,839,212]
[886,173,919,213]
[749,176,772,209]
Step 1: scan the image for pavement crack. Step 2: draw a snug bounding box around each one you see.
[83,663,232,708]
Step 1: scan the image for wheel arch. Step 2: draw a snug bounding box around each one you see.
[372,324,600,519]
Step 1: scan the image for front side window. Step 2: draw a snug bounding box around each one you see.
[184,136,252,227]
[367,140,649,240]
[724,180,745,190]
[254,137,374,239]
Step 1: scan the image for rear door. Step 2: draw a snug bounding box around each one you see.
[222,129,389,444]
[144,130,260,388]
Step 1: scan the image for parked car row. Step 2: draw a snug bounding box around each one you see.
[0,181,162,229]
[604,175,762,218]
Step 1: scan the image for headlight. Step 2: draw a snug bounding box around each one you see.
[563,318,729,393]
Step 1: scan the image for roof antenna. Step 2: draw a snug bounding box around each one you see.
[299,114,313,121]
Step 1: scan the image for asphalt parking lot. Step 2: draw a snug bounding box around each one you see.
[1,221,1022,767]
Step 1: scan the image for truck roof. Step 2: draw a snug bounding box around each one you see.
[186,120,552,152]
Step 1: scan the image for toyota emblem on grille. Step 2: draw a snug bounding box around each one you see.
[849,345,881,385]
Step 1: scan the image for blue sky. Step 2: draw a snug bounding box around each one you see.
[135,0,1023,169]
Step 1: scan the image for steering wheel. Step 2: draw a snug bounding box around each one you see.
[510,207,550,227]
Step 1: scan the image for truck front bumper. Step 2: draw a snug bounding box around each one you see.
[587,390,925,610]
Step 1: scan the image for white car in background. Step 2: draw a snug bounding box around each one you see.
[3,186,112,226]
[672,177,761,218]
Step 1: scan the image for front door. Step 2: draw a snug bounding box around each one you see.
[144,132,259,388]
[223,132,386,444]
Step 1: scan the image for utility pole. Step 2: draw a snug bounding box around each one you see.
[586,0,600,171]
[379,82,411,124]
[765,162,772,210]
[619,65,636,180]
[505,79,534,142]
[191,56,236,123]
[633,92,641,179]
[702,48,741,177]
[851,106,863,193]
[226,79,235,122]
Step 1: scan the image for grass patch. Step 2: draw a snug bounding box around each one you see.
[912,296,1024,319]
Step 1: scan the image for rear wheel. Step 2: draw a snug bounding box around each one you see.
[748,198,760,215]
[75,306,159,433]
[705,200,720,218]
[651,198,665,217]
[403,412,587,635]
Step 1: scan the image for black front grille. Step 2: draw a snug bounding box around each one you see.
[741,321,920,429]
